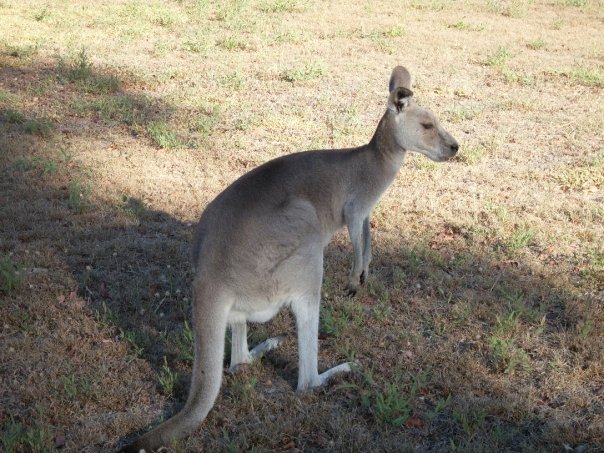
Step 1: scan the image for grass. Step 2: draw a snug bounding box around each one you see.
[1,0,603,451]
[0,255,20,294]
[569,65,603,87]
[487,0,534,17]
[1,417,52,453]
[504,226,536,252]
[174,320,194,363]
[121,196,146,218]
[485,46,511,67]
[183,32,212,53]
[578,247,604,290]
[158,356,179,397]
[57,48,121,94]
[526,38,546,50]
[231,374,258,401]
[73,93,152,127]
[60,48,93,82]
[33,5,50,22]
[5,43,39,59]
[1,109,53,135]
[67,179,92,212]
[146,120,184,149]
[121,328,153,357]
[320,299,363,337]
[457,144,488,164]
[446,103,482,123]
[363,379,412,426]
[483,45,539,85]
[1,108,26,124]
[62,371,92,401]
[489,336,531,374]
[556,152,604,191]
[217,35,252,51]
[260,0,309,13]
[552,16,565,29]
[450,20,470,30]
[281,62,326,82]
[449,20,485,31]
[24,117,53,136]
[562,0,587,6]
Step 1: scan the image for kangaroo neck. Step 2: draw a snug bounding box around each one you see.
[368,111,406,176]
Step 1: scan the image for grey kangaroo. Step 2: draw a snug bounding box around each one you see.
[121,66,459,452]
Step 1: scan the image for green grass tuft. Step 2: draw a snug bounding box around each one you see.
[146,121,184,149]
[24,117,53,136]
[360,372,414,427]
[0,255,21,295]
[526,38,546,50]
[158,356,179,397]
[281,63,326,82]
[68,179,92,213]
[260,0,308,13]
[557,152,604,190]
[485,46,511,67]
[1,108,26,124]
[569,65,603,87]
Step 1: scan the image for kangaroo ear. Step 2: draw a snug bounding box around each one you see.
[389,66,412,92]
[388,86,414,112]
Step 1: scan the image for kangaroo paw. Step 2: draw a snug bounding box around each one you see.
[318,362,355,386]
[249,334,287,361]
[297,362,357,393]
[345,282,359,297]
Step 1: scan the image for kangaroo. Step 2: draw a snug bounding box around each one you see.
[121,66,458,452]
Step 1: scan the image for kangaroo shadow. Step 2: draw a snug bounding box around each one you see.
[0,50,199,446]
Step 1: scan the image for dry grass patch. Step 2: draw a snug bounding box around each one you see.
[556,152,604,192]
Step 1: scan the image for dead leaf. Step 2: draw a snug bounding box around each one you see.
[404,416,425,429]
[280,440,296,451]
[99,281,110,299]
[362,295,378,306]
[402,350,414,360]
[55,434,66,448]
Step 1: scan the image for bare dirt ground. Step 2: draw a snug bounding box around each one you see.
[1,0,603,451]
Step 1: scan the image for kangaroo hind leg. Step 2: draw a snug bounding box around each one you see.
[291,271,354,392]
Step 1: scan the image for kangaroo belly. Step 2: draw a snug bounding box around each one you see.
[228,302,284,324]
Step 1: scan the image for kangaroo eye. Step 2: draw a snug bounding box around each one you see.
[421,123,434,130]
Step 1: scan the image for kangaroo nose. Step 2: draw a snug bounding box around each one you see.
[450,142,459,154]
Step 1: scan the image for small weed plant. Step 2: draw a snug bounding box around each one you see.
[68,179,92,213]
[175,320,194,363]
[486,46,511,67]
[0,255,20,295]
[159,356,179,397]
[361,372,414,427]
[282,63,326,82]
[1,417,52,453]
[147,121,183,149]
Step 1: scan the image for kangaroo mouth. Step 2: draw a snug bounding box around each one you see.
[440,143,459,161]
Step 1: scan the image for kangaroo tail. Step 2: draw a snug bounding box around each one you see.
[121,285,230,452]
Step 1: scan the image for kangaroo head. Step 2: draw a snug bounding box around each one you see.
[386,66,459,162]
